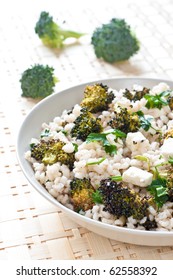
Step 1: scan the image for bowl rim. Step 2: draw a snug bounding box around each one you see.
[16,76,173,244]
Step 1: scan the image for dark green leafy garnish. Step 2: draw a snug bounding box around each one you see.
[86,129,126,155]
[41,129,50,138]
[72,143,78,152]
[144,91,170,109]
[92,190,103,204]
[136,111,153,131]
[147,178,168,208]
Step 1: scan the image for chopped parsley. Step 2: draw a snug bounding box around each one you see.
[144,91,170,109]
[40,128,50,138]
[136,111,153,131]
[86,129,126,156]
[110,175,122,182]
[134,155,150,171]
[86,157,106,166]
[147,178,168,208]
[72,143,78,152]
[92,190,103,204]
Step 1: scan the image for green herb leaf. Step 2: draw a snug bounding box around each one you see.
[168,157,173,165]
[144,91,170,110]
[86,157,106,166]
[104,144,117,155]
[147,178,168,208]
[108,129,126,139]
[40,129,50,138]
[61,130,68,135]
[86,129,126,156]
[30,143,36,148]
[92,190,103,204]
[136,111,153,131]
[134,155,150,171]
[110,175,122,182]
[72,143,78,152]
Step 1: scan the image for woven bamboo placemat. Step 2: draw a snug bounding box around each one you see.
[1,0,173,260]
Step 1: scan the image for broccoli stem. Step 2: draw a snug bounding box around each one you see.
[60,29,85,39]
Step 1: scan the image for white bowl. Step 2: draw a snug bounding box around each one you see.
[17,77,173,246]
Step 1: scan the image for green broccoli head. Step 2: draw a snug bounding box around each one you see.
[31,139,75,170]
[20,64,58,99]
[91,18,140,63]
[80,83,114,113]
[108,106,140,134]
[98,178,150,220]
[35,11,84,48]
[70,178,95,211]
[71,107,103,141]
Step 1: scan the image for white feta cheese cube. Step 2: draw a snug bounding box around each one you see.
[126,132,150,155]
[160,138,173,158]
[122,166,153,187]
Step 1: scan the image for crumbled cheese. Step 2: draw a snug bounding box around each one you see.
[160,138,173,158]
[122,166,153,187]
[126,132,150,154]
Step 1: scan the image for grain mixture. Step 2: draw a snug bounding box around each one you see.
[25,82,173,231]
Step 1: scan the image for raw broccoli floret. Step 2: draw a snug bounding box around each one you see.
[71,108,103,141]
[80,83,114,113]
[70,178,95,211]
[123,87,150,101]
[91,18,140,63]
[98,178,150,220]
[108,107,140,133]
[31,139,75,170]
[35,11,84,48]
[20,64,58,99]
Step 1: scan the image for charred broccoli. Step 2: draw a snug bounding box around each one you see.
[123,87,150,101]
[108,107,140,134]
[35,11,84,48]
[70,178,95,211]
[71,108,103,141]
[31,139,75,170]
[139,218,157,231]
[168,95,173,110]
[98,178,150,220]
[91,18,140,63]
[20,64,58,99]
[164,128,173,139]
[80,83,114,113]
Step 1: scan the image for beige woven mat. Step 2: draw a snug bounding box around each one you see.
[1,0,173,260]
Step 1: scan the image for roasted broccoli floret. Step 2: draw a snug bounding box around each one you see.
[108,107,140,134]
[164,166,173,201]
[91,18,140,63]
[80,83,114,113]
[98,178,150,220]
[164,128,173,139]
[35,11,84,48]
[139,218,157,231]
[20,64,58,99]
[31,139,75,170]
[71,108,103,141]
[123,87,150,101]
[70,178,95,211]
[168,95,173,110]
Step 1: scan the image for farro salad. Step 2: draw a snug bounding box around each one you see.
[25,82,173,231]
